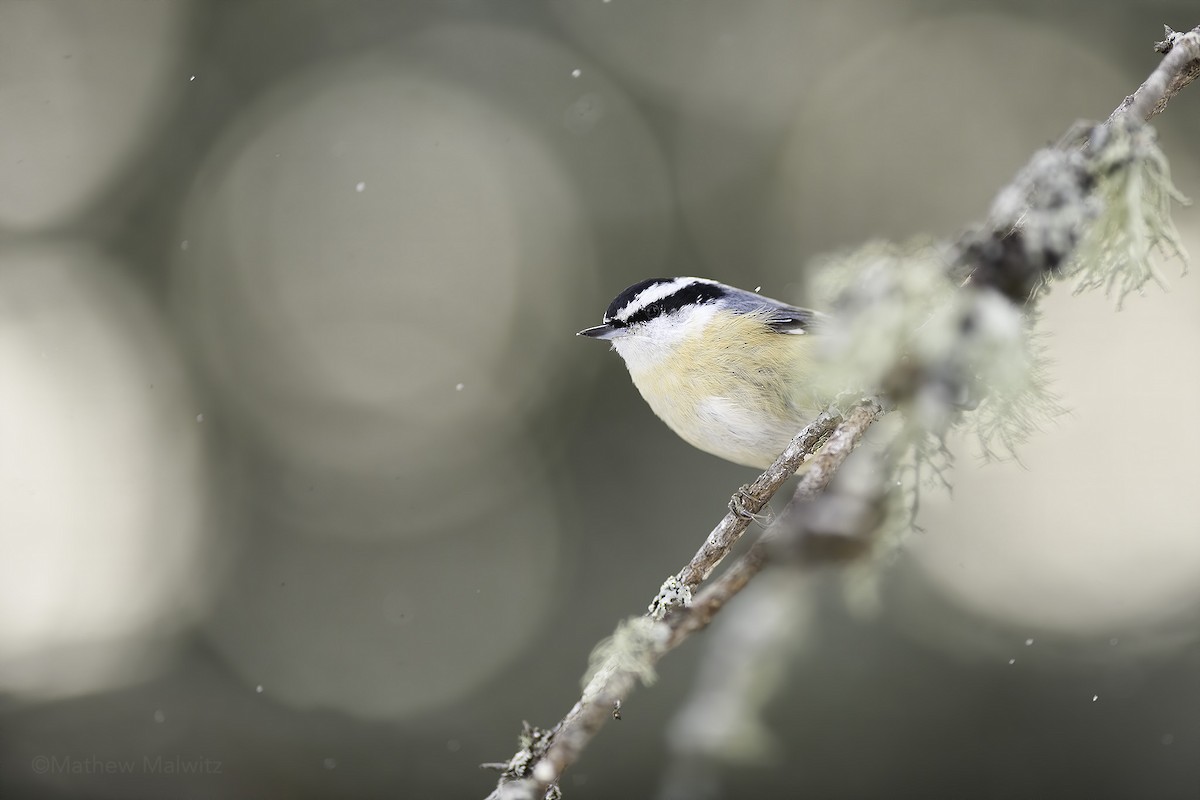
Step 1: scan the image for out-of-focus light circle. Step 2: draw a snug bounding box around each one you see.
[177,30,657,717]
[901,222,1200,646]
[176,28,668,542]
[205,464,560,720]
[0,0,189,229]
[175,51,591,540]
[0,243,208,698]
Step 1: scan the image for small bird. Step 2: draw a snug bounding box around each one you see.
[578,277,826,469]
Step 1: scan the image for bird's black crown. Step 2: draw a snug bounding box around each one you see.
[604,277,726,328]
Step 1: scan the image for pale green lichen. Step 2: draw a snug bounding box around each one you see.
[807,117,1188,589]
[923,290,1063,461]
[811,239,957,405]
[810,240,1067,562]
[1069,120,1190,305]
[814,239,1061,458]
[969,309,1063,462]
[581,616,666,692]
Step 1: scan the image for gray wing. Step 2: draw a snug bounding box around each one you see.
[721,286,825,335]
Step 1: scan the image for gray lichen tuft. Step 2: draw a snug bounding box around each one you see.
[648,574,693,620]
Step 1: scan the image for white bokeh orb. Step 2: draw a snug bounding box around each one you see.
[0,243,209,698]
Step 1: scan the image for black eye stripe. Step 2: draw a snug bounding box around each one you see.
[604,279,725,326]
[604,278,669,321]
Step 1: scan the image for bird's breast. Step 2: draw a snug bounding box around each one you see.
[622,332,818,469]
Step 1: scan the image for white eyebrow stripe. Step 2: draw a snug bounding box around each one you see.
[610,277,712,322]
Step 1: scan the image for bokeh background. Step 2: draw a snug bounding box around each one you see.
[2,1,1200,798]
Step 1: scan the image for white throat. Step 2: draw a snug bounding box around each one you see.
[610,304,719,370]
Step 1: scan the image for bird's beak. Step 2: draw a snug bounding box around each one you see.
[577,324,620,340]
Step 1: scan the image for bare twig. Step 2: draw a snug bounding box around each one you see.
[1111,24,1200,123]
[485,401,883,800]
[675,406,843,590]
[670,399,885,644]
[659,448,892,795]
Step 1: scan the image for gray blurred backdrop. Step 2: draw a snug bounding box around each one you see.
[2,2,1200,799]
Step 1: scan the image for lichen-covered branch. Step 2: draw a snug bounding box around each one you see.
[960,24,1196,307]
[481,24,1199,800]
